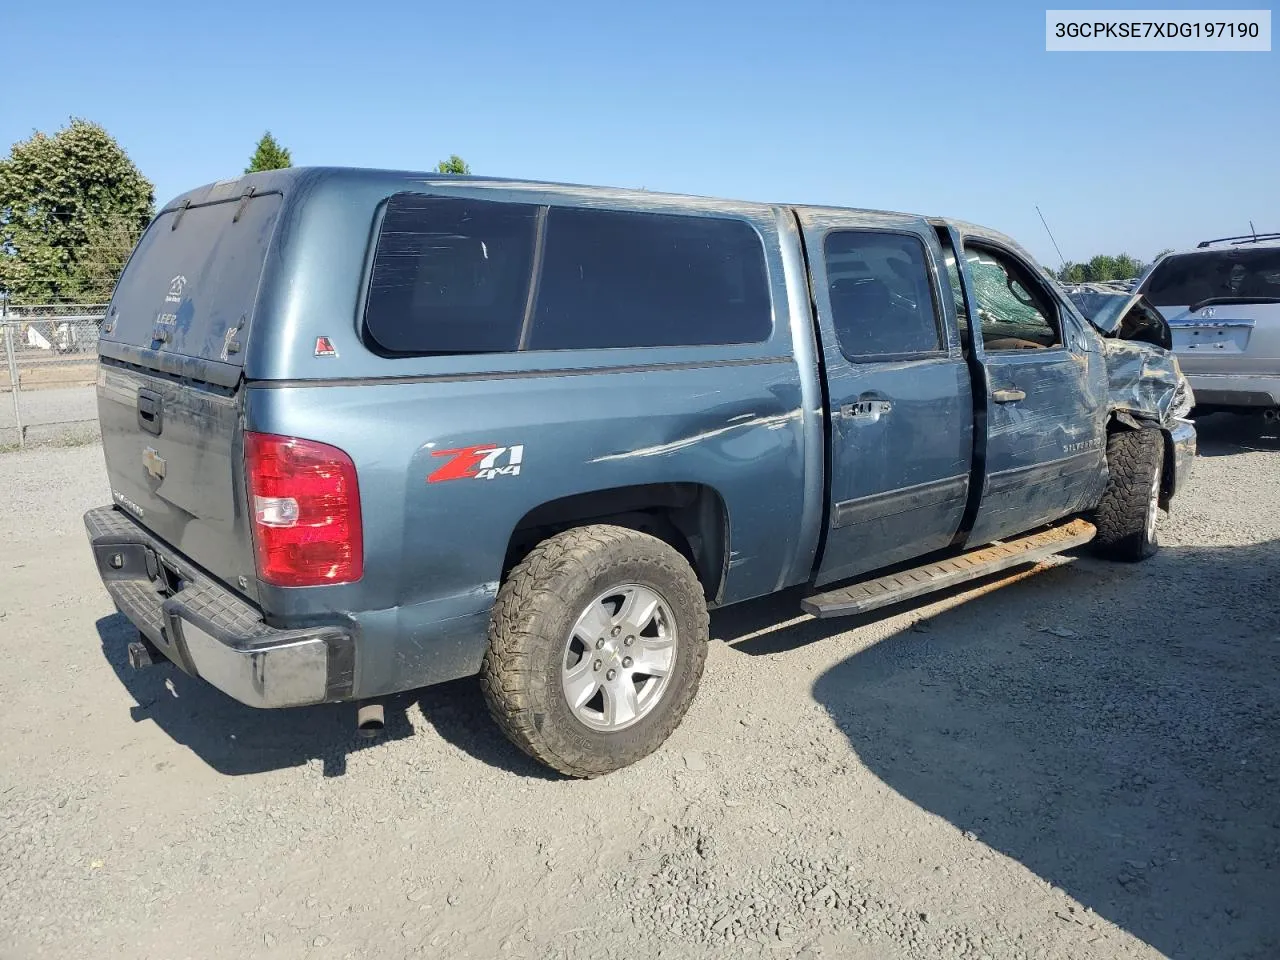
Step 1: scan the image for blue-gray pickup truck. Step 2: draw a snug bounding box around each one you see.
[84,168,1195,777]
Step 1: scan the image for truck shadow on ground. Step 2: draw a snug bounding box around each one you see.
[95,614,555,779]
[802,539,1280,960]
[1192,412,1280,457]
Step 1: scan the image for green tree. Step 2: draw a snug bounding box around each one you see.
[1058,253,1149,284]
[1058,261,1088,283]
[0,119,154,304]
[1111,253,1143,280]
[1084,254,1120,282]
[246,132,292,173]
[1153,248,1174,261]
[436,154,471,175]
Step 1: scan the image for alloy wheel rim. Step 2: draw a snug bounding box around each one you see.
[561,583,678,731]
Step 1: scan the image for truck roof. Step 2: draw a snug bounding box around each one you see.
[161,166,1029,258]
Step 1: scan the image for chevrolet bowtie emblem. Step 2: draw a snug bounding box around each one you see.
[143,446,167,480]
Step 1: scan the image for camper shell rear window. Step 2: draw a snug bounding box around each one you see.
[102,193,282,367]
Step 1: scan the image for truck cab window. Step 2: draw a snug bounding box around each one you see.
[822,231,943,359]
[965,245,1060,351]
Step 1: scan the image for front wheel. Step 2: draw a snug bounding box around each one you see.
[481,524,709,778]
[1092,428,1164,562]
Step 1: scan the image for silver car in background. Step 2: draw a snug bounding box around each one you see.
[1136,234,1280,418]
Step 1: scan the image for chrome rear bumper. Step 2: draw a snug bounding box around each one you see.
[84,506,354,708]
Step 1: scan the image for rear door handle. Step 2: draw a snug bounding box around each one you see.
[992,388,1026,404]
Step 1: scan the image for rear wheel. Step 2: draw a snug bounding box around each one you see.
[1092,428,1164,562]
[481,524,708,778]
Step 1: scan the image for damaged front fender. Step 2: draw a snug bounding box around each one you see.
[1064,284,1193,426]
[1101,338,1194,427]
[1064,284,1197,505]
[1099,339,1197,508]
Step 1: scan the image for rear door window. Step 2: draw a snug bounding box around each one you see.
[1142,248,1280,307]
[364,195,540,354]
[528,207,771,350]
[822,231,943,359]
[103,193,283,365]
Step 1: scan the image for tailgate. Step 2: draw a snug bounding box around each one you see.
[96,192,283,600]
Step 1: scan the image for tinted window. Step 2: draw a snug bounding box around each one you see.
[965,246,1059,350]
[1142,248,1280,307]
[822,231,942,358]
[364,194,538,354]
[528,207,771,350]
[104,193,282,366]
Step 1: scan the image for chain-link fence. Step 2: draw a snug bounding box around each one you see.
[1,303,106,448]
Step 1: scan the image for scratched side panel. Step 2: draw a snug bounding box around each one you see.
[245,362,806,696]
[945,221,1112,547]
[967,346,1110,545]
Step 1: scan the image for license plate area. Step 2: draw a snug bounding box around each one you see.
[1172,322,1252,354]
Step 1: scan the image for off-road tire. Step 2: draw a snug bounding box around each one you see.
[480,524,709,778]
[1092,428,1164,562]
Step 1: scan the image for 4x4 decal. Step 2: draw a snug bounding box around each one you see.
[427,444,525,483]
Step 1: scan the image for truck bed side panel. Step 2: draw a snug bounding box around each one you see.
[247,360,806,696]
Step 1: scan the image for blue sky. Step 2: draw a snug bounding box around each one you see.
[4,0,1276,264]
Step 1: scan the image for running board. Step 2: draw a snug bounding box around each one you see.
[801,519,1097,619]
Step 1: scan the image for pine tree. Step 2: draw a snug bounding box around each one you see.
[246,132,292,173]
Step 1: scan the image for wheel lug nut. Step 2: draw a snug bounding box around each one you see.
[606,669,617,681]
[624,636,634,646]
[595,638,605,649]
[622,656,633,668]
[593,659,602,671]
[611,626,622,637]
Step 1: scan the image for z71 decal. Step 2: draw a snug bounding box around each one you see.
[428,444,525,483]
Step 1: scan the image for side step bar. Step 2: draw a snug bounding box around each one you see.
[801,518,1097,619]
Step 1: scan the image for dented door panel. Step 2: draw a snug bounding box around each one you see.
[967,347,1109,545]
[952,233,1110,546]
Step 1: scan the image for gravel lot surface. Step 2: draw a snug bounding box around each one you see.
[0,385,98,447]
[1,415,1277,960]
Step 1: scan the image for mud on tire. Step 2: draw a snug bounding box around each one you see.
[1092,427,1164,562]
[480,524,709,778]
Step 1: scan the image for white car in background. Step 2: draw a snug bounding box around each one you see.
[1136,234,1280,419]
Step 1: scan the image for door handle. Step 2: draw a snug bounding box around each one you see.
[839,399,892,421]
[137,389,163,435]
[992,388,1026,404]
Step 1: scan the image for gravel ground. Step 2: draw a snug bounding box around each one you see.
[0,415,1276,960]
[0,385,99,447]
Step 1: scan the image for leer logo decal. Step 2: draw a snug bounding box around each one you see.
[165,275,187,304]
[428,444,524,483]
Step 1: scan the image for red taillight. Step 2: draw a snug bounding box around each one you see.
[243,432,363,587]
